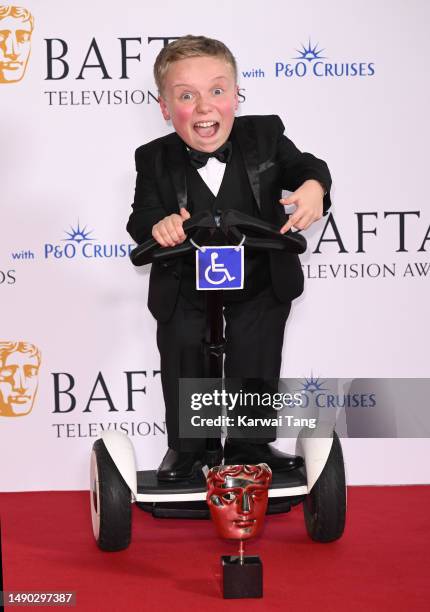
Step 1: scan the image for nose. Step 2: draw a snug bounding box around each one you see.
[240,491,252,514]
[13,367,27,392]
[5,33,19,60]
[195,94,212,114]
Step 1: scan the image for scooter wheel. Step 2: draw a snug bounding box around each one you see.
[303,431,346,542]
[90,438,132,551]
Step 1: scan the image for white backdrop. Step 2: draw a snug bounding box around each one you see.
[1,0,429,491]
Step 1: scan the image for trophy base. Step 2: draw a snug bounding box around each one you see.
[221,555,263,599]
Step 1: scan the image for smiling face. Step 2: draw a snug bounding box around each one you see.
[158,55,238,153]
[0,14,33,83]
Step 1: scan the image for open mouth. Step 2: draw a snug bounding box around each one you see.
[193,120,219,138]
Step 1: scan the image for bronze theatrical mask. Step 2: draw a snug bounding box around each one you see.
[206,464,272,541]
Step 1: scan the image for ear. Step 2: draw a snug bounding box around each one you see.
[158,95,171,121]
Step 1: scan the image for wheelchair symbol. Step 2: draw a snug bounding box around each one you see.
[204,252,236,285]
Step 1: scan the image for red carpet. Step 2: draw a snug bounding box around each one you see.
[1,487,429,611]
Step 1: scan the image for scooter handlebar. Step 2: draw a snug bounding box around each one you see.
[130,209,307,267]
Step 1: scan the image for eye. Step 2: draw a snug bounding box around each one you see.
[222,492,237,502]
[25,366,38,378]
[0,368,13,378]
[180,92,193,101]
[17,31,31,44]
[252,491,264,500]
[213,88,223,96]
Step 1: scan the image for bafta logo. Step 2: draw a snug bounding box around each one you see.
[0,341,41,416]
[0,5,34,84]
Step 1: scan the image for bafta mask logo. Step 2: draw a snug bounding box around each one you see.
[0,341,41,416]
[207,464,272,541]
[0,5,34,84]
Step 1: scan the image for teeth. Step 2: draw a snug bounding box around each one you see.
[195,121,216,127]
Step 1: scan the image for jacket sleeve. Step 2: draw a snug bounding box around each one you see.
[126,145,169,244]
[274,115,332,214]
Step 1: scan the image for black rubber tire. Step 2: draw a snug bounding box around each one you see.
[303,431,346,542]
[91,439,132,551]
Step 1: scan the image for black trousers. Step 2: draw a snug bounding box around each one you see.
[156,286,291,451]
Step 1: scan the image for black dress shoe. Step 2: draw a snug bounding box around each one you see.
[157,448,203,482]
[223,440,304,472]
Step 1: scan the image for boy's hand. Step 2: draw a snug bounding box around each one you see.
[152,207,191,247]
[279,179,325,233]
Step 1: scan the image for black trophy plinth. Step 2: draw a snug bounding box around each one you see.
[221,555,263,599]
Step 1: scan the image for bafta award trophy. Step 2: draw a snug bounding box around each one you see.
[206,463,272,599]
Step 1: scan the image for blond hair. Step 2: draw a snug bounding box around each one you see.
[154,35,237,95]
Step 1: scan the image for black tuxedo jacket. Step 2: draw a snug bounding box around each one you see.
[127,114,332,322]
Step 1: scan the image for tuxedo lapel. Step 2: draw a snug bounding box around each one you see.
[234,118,261,211]
[165,135,188,211]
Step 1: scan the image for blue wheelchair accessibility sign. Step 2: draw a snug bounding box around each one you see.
[196,246,244,290]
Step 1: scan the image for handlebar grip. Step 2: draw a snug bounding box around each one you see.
[130,210,216,266]
[221,209,307,254]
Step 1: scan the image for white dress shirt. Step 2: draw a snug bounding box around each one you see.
[196,156,226,196]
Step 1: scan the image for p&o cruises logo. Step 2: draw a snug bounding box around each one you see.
[43,222,135,260]
[275,39,375,79]
[294,376,376,409]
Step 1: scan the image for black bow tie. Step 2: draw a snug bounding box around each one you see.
[188,141,232,169]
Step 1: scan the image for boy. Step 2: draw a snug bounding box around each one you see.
[127,36,331,481]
